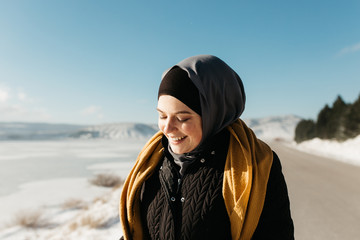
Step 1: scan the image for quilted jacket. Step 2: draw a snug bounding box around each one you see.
[138,130,294,240]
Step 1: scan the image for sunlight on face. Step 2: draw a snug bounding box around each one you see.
[157,95,202,154]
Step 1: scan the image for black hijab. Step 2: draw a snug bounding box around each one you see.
[162,55,246,148]
[159,55,246,174]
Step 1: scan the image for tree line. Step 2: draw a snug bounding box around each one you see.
[295,94,360,143]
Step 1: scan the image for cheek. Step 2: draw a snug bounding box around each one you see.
[158,121,164,132]
[184,124,202,142]
[194,130,203,143]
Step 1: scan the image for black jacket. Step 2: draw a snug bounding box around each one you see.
[129,130,294,240]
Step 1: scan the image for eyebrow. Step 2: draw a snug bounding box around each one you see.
[156,108,192,115]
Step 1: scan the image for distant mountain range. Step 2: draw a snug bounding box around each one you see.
[244,115,302,141]
[0,115,302,141]
[0,122,87,140]
[69,123,158,140]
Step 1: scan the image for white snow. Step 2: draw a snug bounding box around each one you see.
[0,185,123,240]
[243,115,360,166]
[293,135,360,166]
[80,123,158,140]
[244,115,302,141]
[0,122,158,140]
[0,116,359,239]
[0,139,143,240]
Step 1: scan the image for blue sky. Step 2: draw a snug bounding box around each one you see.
[0,0,359,124]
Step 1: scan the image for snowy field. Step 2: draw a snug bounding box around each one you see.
[0,118,359,239]
[0,139,147,240]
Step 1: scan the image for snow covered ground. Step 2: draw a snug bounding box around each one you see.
[0,179,123,240]
[0,116,359,239]
[0,139,144,240]
[293,135,360,167]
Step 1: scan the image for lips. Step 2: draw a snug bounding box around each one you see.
[168,135,187,143]
[171,136,186,141]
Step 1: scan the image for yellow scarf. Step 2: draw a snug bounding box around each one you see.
[120,119,273,240]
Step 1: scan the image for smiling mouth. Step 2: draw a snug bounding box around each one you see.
[169,136,186,142]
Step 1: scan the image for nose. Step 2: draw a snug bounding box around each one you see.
[163,117,176,134]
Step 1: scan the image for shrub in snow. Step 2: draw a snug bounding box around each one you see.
[89,173,124,188]
[79,214,109,229]
[13,210,51,229]
[62,198,88,210]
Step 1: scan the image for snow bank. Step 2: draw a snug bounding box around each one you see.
[0,186,123,240]
[294,135,360,166]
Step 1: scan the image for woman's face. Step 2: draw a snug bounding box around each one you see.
[157,95,202,154]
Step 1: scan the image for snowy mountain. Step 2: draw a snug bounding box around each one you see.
[0,115,301,141]
[0,122,159,141]
[244,115,302,141]
[70,123,159,140]
[0,122,86,140]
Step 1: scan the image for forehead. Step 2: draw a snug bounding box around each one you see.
[157,95,194,114]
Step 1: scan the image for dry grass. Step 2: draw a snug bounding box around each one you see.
[13,210,50,228]
[89,173,124,188]
[92,195,110,204]
[68,221,79,232]
[79,215,107,229]
[61,198,87,210]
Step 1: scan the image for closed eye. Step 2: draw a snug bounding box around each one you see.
[178,118,190,122]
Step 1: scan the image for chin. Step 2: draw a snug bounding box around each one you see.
[172,149,185,154]
[170,146,186,154]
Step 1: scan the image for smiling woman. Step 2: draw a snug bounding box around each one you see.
[157,95,203,154]
[119,55,294,240]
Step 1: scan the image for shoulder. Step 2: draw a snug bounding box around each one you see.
[252,151,294,239]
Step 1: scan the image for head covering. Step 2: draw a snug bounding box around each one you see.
[161,55,246,147]
[158,66,202,116]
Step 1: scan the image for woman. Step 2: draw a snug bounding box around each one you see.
[120,55,294,239]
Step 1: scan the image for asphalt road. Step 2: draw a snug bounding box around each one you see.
[268,140,360,240]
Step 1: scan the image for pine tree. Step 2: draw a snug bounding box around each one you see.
[316,104,332,139]
[294,92,360,142]
[328,95,349,140]
[295,119,316,143]
[344,94,360,138]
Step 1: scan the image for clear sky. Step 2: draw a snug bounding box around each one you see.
[0,0,359,125]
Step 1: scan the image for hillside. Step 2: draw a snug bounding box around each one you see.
[244,115,301,141]
[69,123,158,140]
[0,122,158,141]
[0,122,86,140]
[0,115,302,141]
